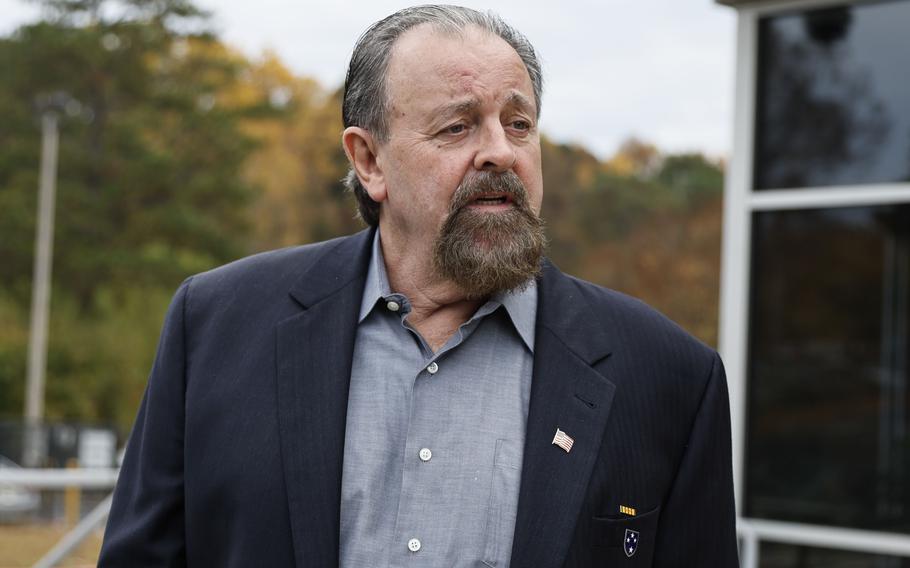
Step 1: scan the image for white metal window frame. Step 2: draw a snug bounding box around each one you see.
[718,0,910,565]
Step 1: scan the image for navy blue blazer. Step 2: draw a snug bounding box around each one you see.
[99,228,738,567]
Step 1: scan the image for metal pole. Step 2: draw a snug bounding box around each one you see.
[738,519,760,568]
[32,492,113,568]
[24,110,60,466]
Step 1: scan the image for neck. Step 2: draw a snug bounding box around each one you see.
[378,224,485,351]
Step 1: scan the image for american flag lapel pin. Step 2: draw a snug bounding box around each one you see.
[552,427,574,453]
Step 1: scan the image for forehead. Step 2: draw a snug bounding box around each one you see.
[385,24,535,116]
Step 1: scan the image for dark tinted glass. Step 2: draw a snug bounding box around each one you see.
[746,204,910,532]
[754,1,910,189]
[759,542,910,567]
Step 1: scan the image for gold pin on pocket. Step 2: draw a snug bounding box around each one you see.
[619,505,637,517]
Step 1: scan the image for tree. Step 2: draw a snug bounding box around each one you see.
[0,2,728,431]
[236,57,361,251]
[542,140,725,346]
[0,0,262,430]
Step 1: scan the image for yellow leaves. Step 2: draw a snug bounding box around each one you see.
[224,53,353,249]
[603,137,662,178]
[145,37,355,251]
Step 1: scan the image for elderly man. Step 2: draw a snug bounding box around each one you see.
[100,5,738,567]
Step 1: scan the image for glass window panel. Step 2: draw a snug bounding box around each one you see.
[757,542,910,568]
[746,204,910,532]
[754,0,910,189]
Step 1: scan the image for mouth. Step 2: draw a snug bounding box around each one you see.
[467,193,514,209]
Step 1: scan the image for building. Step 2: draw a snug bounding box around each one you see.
[717,0,910,565]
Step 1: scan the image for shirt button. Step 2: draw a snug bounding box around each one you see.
[407,538,421,552]
[386,300,400,312]
[426,362,439,374]
[419,448,432,462]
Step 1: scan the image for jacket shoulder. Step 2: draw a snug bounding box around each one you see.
[542,266,718,383]
[197,235,349,287]
[574,274,711,352]
[166,231,372,328]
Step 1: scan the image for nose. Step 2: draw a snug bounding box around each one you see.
[473,120,516,173]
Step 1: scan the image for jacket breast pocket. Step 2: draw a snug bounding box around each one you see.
[589,505,661,565]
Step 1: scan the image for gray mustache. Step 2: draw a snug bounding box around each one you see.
[449,171,529,213]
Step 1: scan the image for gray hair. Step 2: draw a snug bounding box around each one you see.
[341,5,544,226]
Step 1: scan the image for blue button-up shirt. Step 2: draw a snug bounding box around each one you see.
[339,231,536,567]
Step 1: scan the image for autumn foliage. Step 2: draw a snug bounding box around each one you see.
[0,1,724,433]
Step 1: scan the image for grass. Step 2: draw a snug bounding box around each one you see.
[0,524,102,567]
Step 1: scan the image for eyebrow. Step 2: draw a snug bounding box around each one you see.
[431,92,536,122]
[433,99,480,121]
[503,92,534,113]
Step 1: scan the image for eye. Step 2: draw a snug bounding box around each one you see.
[510,119,531,132]
[443,123,466,135]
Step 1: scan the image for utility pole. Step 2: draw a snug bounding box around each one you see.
[23,92,75,467]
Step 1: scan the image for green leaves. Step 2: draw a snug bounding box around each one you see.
[0,0,727,434]
[0,0,256,431]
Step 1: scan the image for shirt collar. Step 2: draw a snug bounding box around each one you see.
[358,229,537,352]
[357,229,393,323]
[493,280,537,353]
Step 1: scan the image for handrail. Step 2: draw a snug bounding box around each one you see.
[32,493,113,568]
[737,517,910,565]
[0,468,119,489]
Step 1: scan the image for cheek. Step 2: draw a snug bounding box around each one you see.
[417,164,467,211]
[391,170,457,227]
[517,152,544,212]
[528,179,544,214]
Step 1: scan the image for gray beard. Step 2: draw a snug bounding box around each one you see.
[432,171,546,299]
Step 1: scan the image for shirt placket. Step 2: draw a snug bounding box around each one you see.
[390,355,444,565]
[389,307,487,565]
[386,299,502,567]
[383,296,438,565]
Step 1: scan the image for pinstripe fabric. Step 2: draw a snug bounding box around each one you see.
[100,229,738,568]
[515,266,738,567]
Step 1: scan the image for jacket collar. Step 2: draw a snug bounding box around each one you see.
[536,259,614,365]
[287,228,375,310]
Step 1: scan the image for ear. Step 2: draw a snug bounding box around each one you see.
[342,126,387,203]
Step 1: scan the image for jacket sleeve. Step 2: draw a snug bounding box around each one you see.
[98,278,192,567]
[653,351,740,567]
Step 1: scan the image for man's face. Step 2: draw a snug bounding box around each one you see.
[374,24,545,296]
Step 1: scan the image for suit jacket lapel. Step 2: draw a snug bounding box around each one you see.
[510,261,618,568]
[275,229,373,567]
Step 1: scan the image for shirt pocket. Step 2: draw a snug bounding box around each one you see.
[589,505,661,565]
[482,439,523,568]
